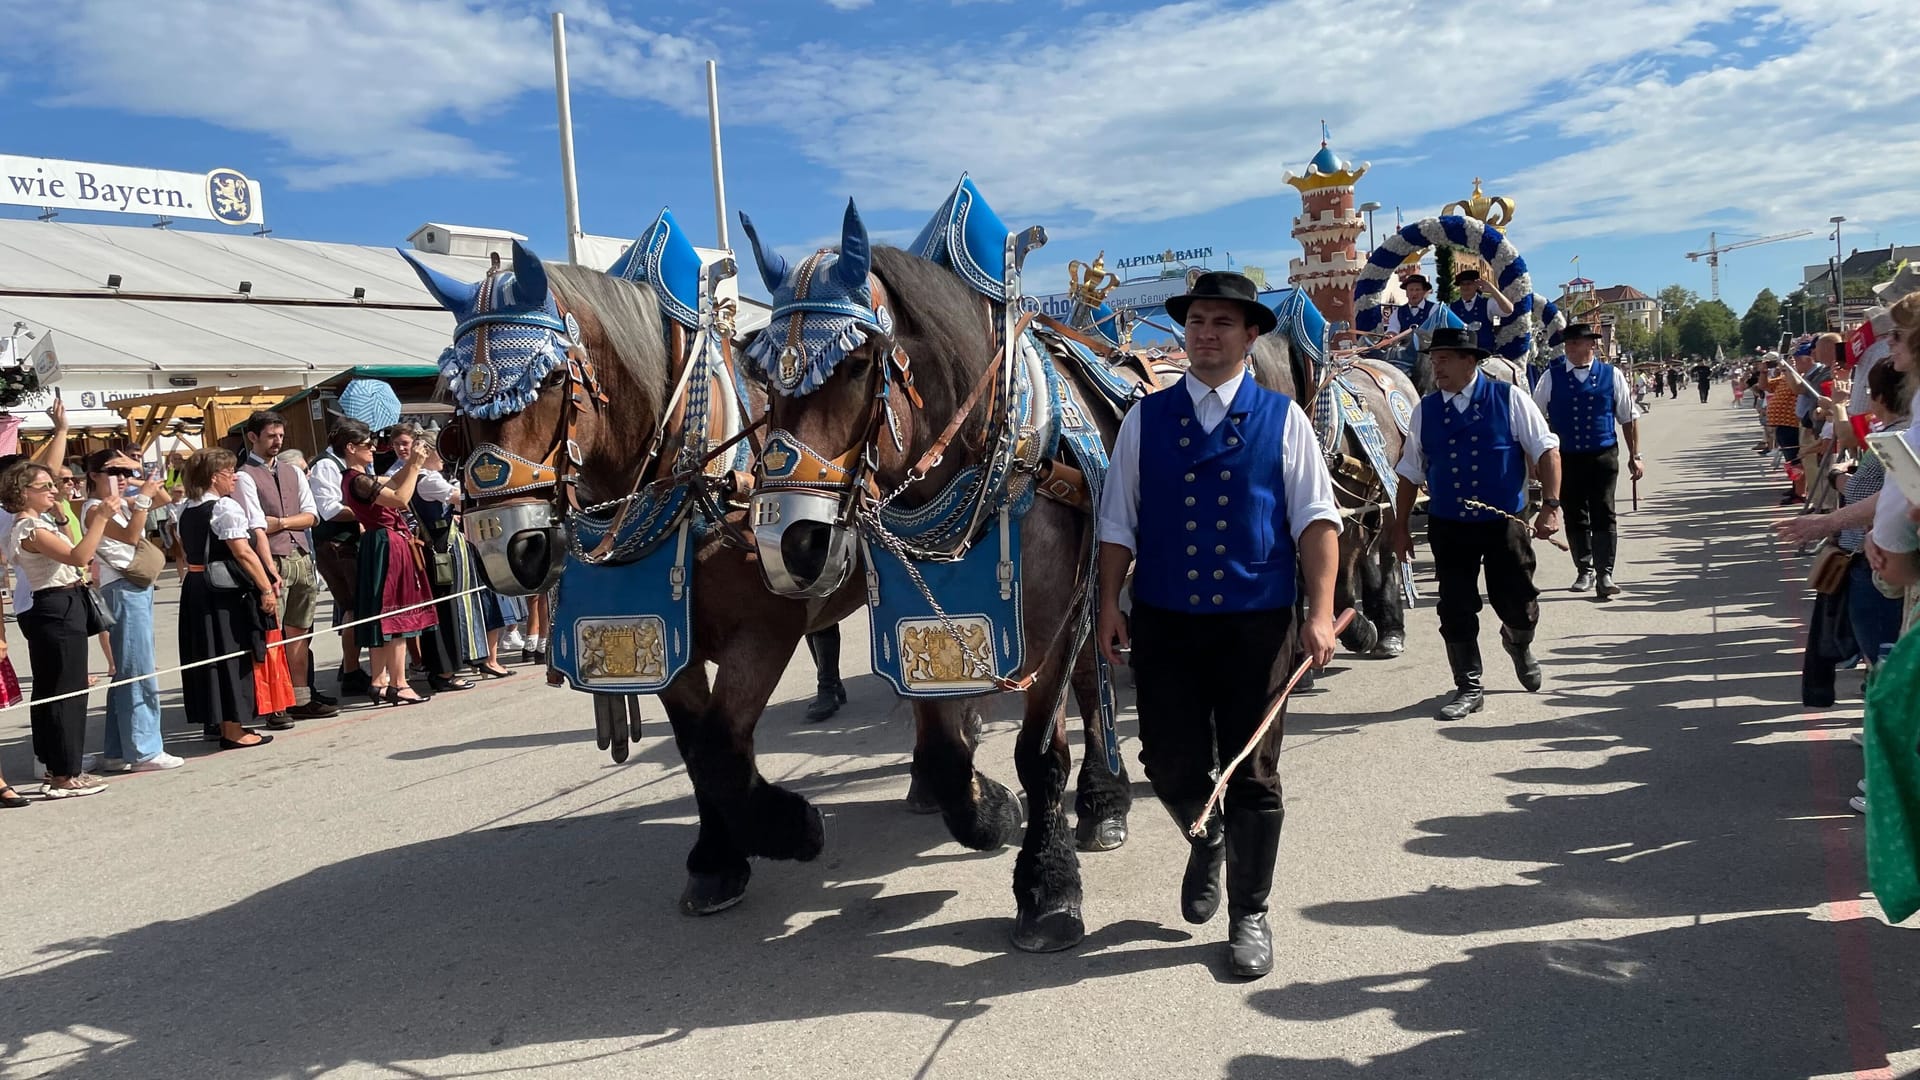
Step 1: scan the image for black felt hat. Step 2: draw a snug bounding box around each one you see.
[1453,269,1482,284]
[1564,322,1604,340]
[1403,273,1432,289]
[1428,326,1491,359]
[1165,271,1278,335]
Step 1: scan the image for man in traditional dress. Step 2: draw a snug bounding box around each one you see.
[1095,271,1340,979]
[1383,273,1463,378]
[1691,358,1714,402]
[1448,269,1513,357]
[1390,327,1563,720]
[1532,323,1644,598]
[238,411,334,723]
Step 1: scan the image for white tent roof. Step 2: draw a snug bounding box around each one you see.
[0,219,770,384]
[0,218,489,383]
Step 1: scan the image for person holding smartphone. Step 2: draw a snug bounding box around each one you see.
[83,449,180,772]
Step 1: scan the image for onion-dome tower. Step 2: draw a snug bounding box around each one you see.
[1284,137,1371,344]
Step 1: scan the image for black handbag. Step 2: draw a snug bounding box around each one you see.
[199,512,250,594]
[81,586,115,634]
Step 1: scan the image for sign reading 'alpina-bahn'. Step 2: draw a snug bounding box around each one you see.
[0,155,265,226]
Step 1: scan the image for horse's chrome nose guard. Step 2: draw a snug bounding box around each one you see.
[465,501,567,597]
[751,489,859,598]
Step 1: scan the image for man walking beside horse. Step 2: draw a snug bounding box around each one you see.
[1095,271,1340,980]
[1390,327,1563,721]
[1531,323,1644,599]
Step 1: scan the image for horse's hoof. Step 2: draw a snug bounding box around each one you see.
[1010,906,1085,953]
[678,867,751,916]
[1075,814,1128,852]
[903,775,942,815]
[1343,616,1379,657]
[1369,632,1405,659]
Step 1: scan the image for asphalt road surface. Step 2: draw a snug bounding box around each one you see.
[3,390,1914,1079]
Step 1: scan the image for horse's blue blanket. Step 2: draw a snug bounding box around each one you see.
[550,529,694,694]
[867,523,1025,697]
[606,207,703,331]
[908,174,1045,304]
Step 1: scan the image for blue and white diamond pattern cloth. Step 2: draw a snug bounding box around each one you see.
[738,200,884,398]
[400,241,573,422]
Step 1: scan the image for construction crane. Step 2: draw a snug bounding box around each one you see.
[1685,229,1814,300]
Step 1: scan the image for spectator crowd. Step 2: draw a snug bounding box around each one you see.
[0,380,545,807]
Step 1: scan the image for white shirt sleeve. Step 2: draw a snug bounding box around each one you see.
[210,497,251,541]
[309,458,347,521]
[231,472,268,531]
[1096,407,1144,552]
[1281,401,1342,539]
[1612,369,1635,420]
[291,465,319,518]
[1395,399,1428,484]
[1532,370,1553,410]
[414,469,456,504]
[1509,385,1560,462]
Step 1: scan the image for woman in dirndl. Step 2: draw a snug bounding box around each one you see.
[177,448,278,750]
[336,419,437,706]
[404,428,486,691]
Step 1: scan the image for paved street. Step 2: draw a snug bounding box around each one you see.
[2,392,1915,1080]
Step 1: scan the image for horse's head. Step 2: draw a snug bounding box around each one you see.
[737,200,965,598]
[402,240,606,596]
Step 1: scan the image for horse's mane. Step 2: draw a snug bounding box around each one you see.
[868,246,996,427]
[1249,331,1300,399]
[546,262,668,423]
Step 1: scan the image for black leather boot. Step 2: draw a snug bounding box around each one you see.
[1438,639,1485,720]
[1166,799,1225,924]
[1501,626,1543,692]
[1224,806,1284,978]
[804,629,846,722]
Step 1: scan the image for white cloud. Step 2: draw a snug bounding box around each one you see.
[823,0,875,9]
[1503,0,1920,246]
[723,0,1733,228]
[0,0,705,189]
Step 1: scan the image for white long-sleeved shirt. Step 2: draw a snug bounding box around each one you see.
[1871,392,1920,554]
[1395,373,1560,484]
[1531,361,1636,424]
[1096,369,1342,553]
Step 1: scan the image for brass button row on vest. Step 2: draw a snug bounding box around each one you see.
[1184,545,1228,556]
[1187,595,1226,606]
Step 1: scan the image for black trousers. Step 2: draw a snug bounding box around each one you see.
[21,586,91,777]
[1561,446,1620,574]
[1131,603,1293,817]
[1696,380,1710,402]
[1427,517,1540,643]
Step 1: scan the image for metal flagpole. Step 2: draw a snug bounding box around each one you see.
[552,12,584,266]
[706,60,729,251]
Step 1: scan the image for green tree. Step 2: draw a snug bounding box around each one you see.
[1657,284,1700,318]
[1740,288,1783,352]
[1784,288,1827,333]
[1677,299,1739,357]
[1613,319,1653,358]
[1653,321,1681,360]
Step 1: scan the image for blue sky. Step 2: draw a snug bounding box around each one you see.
[2,0,1915,317]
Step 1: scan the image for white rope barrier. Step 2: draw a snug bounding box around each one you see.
[0,583,495,716]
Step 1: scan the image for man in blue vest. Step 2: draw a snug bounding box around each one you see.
[1383,273,1464,378]
[1095,271,1340,979]
[1390,327,1563,720]
[1532,323,1643,598]
[1448,269,1514,356]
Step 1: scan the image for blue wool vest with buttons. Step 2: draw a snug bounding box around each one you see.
[1420,376,1529,522]
[1135,379,1296,614]
[1449,295,1497,352]
[1547,360,1618,453]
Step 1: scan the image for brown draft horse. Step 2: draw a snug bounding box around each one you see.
[736,200,1153,951]
[404,242,1129,928]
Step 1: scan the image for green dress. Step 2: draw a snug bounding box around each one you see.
[1865,628,1920,921]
